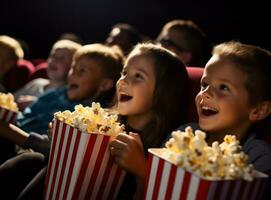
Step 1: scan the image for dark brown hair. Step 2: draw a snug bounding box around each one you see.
[121,43,190,152]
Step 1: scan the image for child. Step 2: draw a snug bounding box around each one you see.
[17,43,123,134]
[1,43,189,199]
[157,19,210,67]
[169,41,271,200]
[0,35,35,92]
[14,40,82,110]
[194,41,271,168]
[0,43,124,160]
[0,43,124,199]
[109,43,190,199]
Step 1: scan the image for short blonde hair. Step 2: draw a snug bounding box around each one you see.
[51,39,82,53]
[0,35,24,60]
[74,43,124,82]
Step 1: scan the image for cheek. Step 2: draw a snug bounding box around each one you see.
[195,93,201,106]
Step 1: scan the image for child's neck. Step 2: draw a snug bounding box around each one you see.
[127,114,152,132]
[46,80,66,90]
[206,124,250,145]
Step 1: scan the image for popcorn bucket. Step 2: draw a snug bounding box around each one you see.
[44,119,126,200]
[144,149,268,200]
[0,106,17,124]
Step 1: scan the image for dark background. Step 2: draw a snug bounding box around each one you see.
[1,0,270,60]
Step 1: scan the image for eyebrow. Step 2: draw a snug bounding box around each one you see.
[134,67,150,77]
[202,76,235,86]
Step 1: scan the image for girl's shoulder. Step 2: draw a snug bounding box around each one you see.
[175,122,201,132]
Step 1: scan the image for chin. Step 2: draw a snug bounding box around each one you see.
[67,93,77,101]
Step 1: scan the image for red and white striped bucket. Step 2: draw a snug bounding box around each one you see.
[144,149,268,200]
[0,106,17,124]
[44,119,126,200]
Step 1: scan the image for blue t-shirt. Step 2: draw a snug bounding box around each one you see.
[16,87,87,134]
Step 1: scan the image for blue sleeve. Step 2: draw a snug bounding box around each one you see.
[23,132,51,158]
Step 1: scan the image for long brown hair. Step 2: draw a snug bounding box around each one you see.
[120,43,190,152]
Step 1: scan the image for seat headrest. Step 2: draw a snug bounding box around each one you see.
[186,66,204,122]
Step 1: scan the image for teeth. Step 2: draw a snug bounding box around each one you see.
[119,91,130,96]
[202,106,217,112]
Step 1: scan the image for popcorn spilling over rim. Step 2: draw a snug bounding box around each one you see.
[163,126,254,181]
[54,102,125,136]
[0,92,18,112]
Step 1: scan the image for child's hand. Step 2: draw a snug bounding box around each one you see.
[17,95,37,110]
[109,132,148,179]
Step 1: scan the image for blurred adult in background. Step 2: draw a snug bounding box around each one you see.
[105,23,143,56]
[157,19,210,67]
[58,32,83,45]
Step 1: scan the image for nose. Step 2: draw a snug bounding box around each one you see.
[67,68,74,81]
[117,75,129,90]
[201,86,212,100]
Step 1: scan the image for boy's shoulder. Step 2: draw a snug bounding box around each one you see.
[38,87,67,100]
[243,133,271,174]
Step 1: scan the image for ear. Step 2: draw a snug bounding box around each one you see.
[249,101,271,121]
[98,79,114,93]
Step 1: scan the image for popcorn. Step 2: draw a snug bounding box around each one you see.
[0,92,18,112]
[54,102,124,136]
[45,103,126,199]
[163,126,254,181]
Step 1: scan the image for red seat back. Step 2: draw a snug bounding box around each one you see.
[186,67,204,122]
[29,62,48,80]
[3,59,35,92]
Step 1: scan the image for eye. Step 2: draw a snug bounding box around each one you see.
[219,84,230,92]
[200,81,208,90]
[134,73,144,80]
[120,70,127,76]
[79,68,85,73]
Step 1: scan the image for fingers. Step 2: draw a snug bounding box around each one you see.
[129,132,144,148]
[110,146,124,157]
[115,132,133,143]
[109,138,127,150]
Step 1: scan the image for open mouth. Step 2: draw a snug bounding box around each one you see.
[119,93,132,102]
[201,106,218,116]
[68,83,78,90]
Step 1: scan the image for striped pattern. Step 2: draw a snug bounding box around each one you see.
[44,120,126,200]
[144,149,268,200]
[0,106,17,124]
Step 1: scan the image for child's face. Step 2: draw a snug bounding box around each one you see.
[116,55,155,122]
[46,48,74,82]
[67,56,104,101]
[195,55,255,135]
